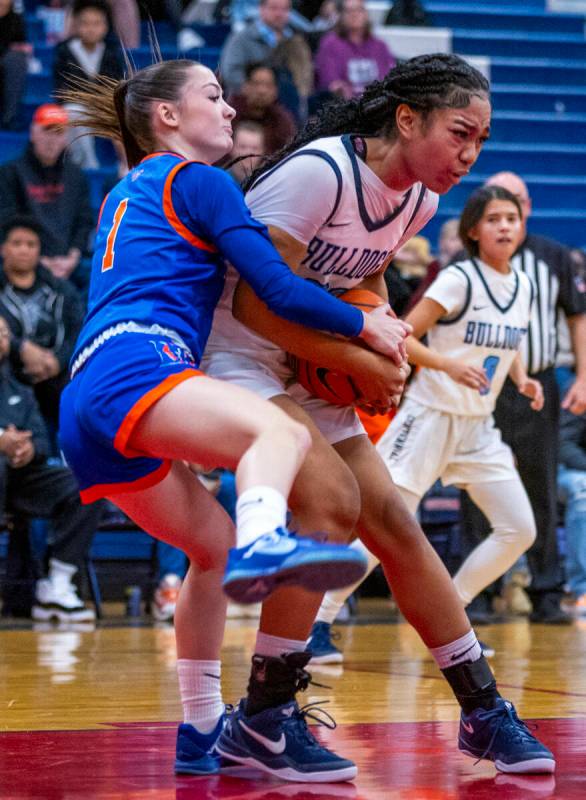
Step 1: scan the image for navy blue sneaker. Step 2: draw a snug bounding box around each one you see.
[459,699,555,773]
[215,699,357,782]
[307,622,343,665]
[174,714,225,775]
[223,528,367,604]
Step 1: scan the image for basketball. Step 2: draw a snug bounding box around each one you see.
[289,288,387,406]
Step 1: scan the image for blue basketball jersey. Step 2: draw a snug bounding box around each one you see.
[73,152,230,365]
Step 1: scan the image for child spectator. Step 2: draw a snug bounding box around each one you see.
[0,0,30,130]
[227,63,296,154]
[314,0,395,99]
[0,216,84,432]
[54,0,125,168]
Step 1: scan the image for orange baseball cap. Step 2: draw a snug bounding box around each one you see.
[32,103,69,128]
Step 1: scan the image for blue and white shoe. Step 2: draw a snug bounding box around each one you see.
[174,714,226,775]
[307,622,343,665]
[215,699,357,783]
[459,698,555,773]
[222,528,367,604]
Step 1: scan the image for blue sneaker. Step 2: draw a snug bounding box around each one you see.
[307,622,343,665]
[215,699,357,783]
[459,698,555,773]
[222,528,367,604]
[174,713,226,775]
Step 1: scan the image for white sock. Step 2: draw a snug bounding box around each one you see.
[236,486,288,549]
[316,540,380,624]
[429,630,482,670]
[255,631,307,658]
[48,558,77,592]
[177,659,224,732]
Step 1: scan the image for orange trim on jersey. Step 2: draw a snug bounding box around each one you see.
[96,192,109,230]
[80,460,172,504]
[114,368,204,458]
[163,161,218,253]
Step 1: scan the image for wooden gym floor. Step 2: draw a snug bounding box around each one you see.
[1,603,585,799]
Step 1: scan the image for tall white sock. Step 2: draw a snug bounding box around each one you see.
[48,558,77,593]
[429,630,482,670]
[316,540,380,625]
[236,486,288,549]
[177,659,224,732]
[255,632,307,658]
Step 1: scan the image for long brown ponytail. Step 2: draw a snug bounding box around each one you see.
[57,59,199,169]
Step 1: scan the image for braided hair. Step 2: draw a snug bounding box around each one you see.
[244,53,489,190]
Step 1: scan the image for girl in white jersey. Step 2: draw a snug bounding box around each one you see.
[206,54,555,777]
[313,185,544,657]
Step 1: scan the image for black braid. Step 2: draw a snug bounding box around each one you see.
[243,53,489,191]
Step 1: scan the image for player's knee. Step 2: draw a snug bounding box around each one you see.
[291,468,360,538]
[287,417,313,458]
[519,517,537,550]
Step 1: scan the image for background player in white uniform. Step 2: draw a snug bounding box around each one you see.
[313,185,544,656]
[205,55,555,776]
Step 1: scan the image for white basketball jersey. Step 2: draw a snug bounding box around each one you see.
[204,135,438,362]
[407,258,534,416]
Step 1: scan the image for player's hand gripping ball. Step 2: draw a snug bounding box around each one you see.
[289,288,391,406]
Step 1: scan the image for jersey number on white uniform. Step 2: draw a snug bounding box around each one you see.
[101,198,129,272]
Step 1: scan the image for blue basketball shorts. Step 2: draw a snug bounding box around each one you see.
[59,332,203,504]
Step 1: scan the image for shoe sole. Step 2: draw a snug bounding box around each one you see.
[214,745,357,783]
[223,557,366,604]
[309,652,344,665]
[31,606,96,623]
[460,749,556,774]
[174,758,220,775]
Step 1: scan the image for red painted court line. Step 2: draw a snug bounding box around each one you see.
[1,718,584,800]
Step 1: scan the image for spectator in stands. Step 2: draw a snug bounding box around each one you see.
[54,0,125,169]
[0,216,84,432]
[558,388,586,615]
[228,63,296,154]
[0,103,95,291]
[219,0,314,113]
[384,0,429,27]
[0,313,102,622]
[314,0,395,99]
[0,0,30,131]
[226,120,266,185]
[438,217,463,268]
[460,171,586,624]
[64,0,141,49]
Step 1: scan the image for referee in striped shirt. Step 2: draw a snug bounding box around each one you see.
[461,171,586,624]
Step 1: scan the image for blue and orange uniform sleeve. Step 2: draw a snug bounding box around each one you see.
[170,164,364,338]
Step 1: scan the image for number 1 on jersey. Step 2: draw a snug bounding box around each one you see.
[102,198,129,272]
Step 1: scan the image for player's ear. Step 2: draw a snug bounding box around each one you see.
[156,101,180,129]
[467,224,479,242]
[395,103,420,140]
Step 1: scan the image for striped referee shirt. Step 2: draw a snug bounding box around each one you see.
[509,233,586,375]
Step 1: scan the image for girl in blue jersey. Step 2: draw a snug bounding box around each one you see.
[57,58,410,776]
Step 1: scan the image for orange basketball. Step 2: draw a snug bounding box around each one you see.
[289,288,387,406]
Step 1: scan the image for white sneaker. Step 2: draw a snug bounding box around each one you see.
[152,574,183,621]
[32,578,96,623]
